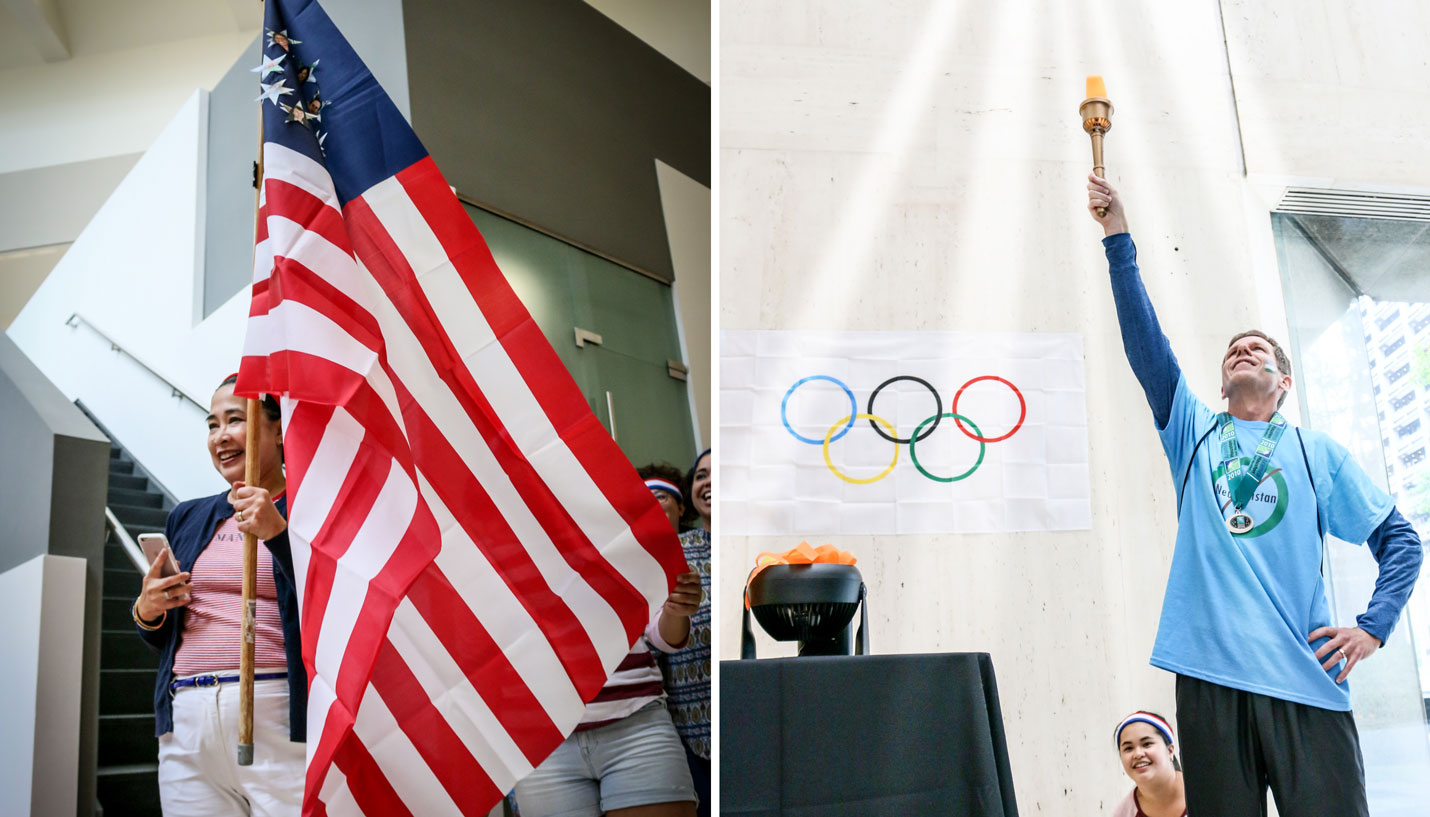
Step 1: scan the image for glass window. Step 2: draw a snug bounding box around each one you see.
[1273,212,1430,814]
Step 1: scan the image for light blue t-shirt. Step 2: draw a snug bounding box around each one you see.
[1152,375,1394,711]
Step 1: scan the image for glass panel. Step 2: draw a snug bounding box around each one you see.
[464,205,698,470]
[1273,213,1430,813]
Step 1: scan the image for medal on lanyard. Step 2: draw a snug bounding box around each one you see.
[1217,411,1287,535]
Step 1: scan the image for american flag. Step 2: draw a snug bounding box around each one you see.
[235,1,688,814]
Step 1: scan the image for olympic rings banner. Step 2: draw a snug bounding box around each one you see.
[720,330,1092,535]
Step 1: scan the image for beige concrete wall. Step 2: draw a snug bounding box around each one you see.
[718,0,1430,812]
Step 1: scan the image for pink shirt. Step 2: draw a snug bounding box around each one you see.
[172,514,288,674]
[1112,788,1187,817]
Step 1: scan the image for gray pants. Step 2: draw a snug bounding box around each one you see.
[1175,675,1368,817]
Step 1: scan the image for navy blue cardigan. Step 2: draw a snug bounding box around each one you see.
[136,491,307,741]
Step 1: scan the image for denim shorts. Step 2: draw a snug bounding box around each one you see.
[513,701,696,816]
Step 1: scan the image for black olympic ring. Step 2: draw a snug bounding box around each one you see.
[865,375,942,444]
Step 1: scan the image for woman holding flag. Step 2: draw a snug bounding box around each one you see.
[132,374,306,815]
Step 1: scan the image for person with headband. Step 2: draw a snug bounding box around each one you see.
[639,462,689,532]
[1112,712,1186,817]
[664,450,711,816]
[636,456,712,816]
[132,373,305,815]
[1087,175,1423,815]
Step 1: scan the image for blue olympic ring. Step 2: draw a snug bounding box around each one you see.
[782,375,857,445]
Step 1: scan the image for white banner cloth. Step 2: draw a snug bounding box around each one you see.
[720,330,1091,535]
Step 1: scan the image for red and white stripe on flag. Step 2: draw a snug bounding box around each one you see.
[237,141,687,816]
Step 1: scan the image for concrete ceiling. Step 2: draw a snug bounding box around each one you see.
[0,1,708,80]
[584,0,710,84]
[0,0,252,71]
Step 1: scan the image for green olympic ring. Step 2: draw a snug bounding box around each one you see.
[908,412,986,483]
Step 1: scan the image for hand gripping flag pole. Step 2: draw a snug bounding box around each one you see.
[1080,75,1114,216]
[238,0,267,767]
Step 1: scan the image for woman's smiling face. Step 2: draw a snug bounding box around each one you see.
[690,452,711,524]
[1118,722,1176,786]
[207,383,282,486]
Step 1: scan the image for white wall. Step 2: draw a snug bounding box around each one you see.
[657,160,712,449]
[719,0,1430,812]
[8,93,250,500]
[3,0,414,502]
[0,554,86,817]
[0,31,253,176]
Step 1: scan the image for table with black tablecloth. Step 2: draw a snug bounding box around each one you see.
[720,653,1018,817]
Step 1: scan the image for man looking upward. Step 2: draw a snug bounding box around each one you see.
[1087,174,1423,816]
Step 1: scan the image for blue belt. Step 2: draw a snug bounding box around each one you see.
[170,671,287,693]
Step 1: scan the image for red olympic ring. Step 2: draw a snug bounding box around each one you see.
[951,376,1025,443]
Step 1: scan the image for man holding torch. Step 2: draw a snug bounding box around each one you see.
[1085,174,1423,815]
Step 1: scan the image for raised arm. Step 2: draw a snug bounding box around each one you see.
[1087,174,1183,428]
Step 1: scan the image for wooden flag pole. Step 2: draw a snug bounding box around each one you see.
[238,1,267,766]
[238,399,260,767]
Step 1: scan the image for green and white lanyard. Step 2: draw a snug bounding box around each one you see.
[1217,411,1287,534]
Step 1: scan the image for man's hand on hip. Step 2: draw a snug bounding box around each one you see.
[1309,626,1381,683]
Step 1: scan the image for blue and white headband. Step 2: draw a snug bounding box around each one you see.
[645,479,682,501]
[1114,712,1175,747]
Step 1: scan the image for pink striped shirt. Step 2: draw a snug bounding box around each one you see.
[172,513,288,674]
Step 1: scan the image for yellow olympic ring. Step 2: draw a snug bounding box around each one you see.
[823,413,900,485]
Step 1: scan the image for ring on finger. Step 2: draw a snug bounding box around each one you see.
[1338,648,1348,662]
[164,589,171,600]
[237,510,244,522]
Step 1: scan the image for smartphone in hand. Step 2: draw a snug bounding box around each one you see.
[137,533,179,578]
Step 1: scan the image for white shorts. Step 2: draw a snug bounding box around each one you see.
[157,670,304,817]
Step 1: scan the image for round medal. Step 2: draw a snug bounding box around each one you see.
[1226,511,1254,534]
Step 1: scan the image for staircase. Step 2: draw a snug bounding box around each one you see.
[93,424,175,817]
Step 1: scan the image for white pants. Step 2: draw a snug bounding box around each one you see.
[158,672,304,817]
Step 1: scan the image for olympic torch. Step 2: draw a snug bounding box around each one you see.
[1080,75,1113,216]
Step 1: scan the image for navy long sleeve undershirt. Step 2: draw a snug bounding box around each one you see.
[1102,233,1180,429]
[1102,232,1423,644]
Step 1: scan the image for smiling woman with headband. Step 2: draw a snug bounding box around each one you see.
[658,449,711,816]
[1112,711,1186,817]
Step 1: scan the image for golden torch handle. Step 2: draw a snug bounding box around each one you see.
[1079,96,1113,217]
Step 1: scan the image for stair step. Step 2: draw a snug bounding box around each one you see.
[108,487,164,509]
[112,504,169,529]
[109,459,135,476]
[105,544,145,572]
[102,631,160,670]
[97,762,158,775]
[101,668,156,716]
[104,567,141,597]
[109,473,150,492]
[95,762,160,817]
[98,713,157,768]
[103,597,136,629]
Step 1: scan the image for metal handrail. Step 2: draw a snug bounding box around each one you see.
[105,507,150,575]
[64,313,207,412]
